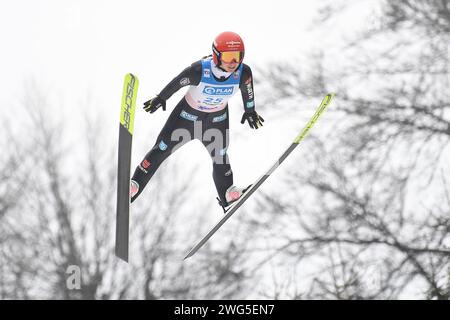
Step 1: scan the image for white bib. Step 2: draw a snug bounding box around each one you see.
[185,57,243,112]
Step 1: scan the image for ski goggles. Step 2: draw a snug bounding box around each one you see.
[220,51,243,63]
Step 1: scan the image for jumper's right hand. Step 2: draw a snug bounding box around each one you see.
[143,96,166,113]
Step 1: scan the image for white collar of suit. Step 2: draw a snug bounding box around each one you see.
[211,60,233,80]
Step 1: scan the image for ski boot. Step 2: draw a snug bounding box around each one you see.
[217,184,252,213]
[130,180,139,199]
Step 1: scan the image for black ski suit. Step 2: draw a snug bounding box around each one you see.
[131,58,256,204]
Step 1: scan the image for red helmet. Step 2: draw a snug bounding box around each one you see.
[212,31,245,66]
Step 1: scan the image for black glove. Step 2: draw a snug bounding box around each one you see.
[241,111,264,129]
[143,96,166,113]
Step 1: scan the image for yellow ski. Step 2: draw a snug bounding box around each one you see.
[184,93,335,260]
[115,73,139,262]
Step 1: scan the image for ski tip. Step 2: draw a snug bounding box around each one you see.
[183,252,193,260]
[125,73,138,81]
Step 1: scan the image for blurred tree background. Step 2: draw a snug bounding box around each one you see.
[254,0,450,299]
[0,0,449,299]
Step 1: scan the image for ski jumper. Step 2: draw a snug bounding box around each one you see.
[131,57,256,204]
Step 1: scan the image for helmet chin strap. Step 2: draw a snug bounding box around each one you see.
[211,59,235,80]
[217,64,228,73]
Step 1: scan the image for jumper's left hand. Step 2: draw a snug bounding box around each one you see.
[241,111,264,129]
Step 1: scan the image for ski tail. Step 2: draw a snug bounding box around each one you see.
[183,93,335,260]
[115,73,139,262]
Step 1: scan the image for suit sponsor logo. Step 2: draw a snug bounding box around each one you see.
[123,74,136,130]
[219,147,228,156]
[141,159,151,169]
[180,110,198,121]
[159,140,168,151]
[198,105,219,111]
[246,81,254,100]
[180,77,190,86]
[203,86,234,95]
[212,112,228,123]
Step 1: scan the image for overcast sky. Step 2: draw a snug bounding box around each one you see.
[1,1,446,300]
[0,0,378,193]
[0,0,337,183]
[0,0,383,185]
[1,0,320,110]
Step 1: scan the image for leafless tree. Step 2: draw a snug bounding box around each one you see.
[252,0,450,299]
[0,82,258,300]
